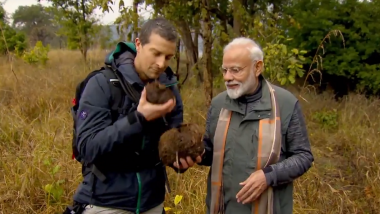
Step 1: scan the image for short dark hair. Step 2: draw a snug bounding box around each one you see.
[139,17,178,45]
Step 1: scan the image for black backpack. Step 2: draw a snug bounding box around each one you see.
[70,42,141,165]
[70,65,139,163]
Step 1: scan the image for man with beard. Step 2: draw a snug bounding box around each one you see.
[174,37,314,214]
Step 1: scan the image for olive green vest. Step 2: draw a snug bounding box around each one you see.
[205,79,298,214]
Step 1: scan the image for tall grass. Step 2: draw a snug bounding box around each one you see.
[0,49,379,214]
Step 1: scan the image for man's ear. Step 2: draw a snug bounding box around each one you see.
[135,38,141,52]
[255,60,264,77]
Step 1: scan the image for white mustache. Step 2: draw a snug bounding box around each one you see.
[225,81,242,87]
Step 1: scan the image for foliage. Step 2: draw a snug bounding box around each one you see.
[112,1,146,41]
[22,41,50,65]
[312,109,339,131]
[262,36,307,85]
[282,0,380,94]
[12,4,61,47]
[92,24,117,49]
[0,4,28,56]
[42,0,100,60]
[25,0,380,97]
[43,158,65,205]
[0,24,28,56]
[0,2,5,21]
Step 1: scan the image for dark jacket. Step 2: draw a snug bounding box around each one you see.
[72,50,183,213]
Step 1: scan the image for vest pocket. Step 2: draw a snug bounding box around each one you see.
[247,131,259,171]
[250,130,259,161]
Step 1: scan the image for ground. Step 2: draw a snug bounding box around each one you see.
[0,50,379,214]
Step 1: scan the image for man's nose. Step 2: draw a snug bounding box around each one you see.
[223,70,234,82]
[156,56,166,68]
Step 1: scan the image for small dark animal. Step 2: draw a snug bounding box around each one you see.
[145,81,175,104]
[158,123,204,166]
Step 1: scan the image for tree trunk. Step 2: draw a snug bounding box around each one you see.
[175,39,181,92]
[232,0,243,37]
[175,20,200,83]
[201,0,213,107]
[81,0,87,62]
[193,26,203,83]
[133,0,139,40]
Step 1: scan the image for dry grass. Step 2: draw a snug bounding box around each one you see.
[0,49,379,214]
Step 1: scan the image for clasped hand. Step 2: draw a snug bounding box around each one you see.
[137,87,176,121]
[236,170,268,204]
[172,149,205,170]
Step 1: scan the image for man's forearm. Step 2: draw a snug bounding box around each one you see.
[198,106,214,166]
[263,151,313,186]
[198,138,213,166]
[263,101,314,186]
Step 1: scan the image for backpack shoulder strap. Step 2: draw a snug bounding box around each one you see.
[99,67,124,112]
[100,66,141,116]
[73,69,104,112]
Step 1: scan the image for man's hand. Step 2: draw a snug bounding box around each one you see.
[236,170,268,204]
[172,149,205,170]
[137,87,176,121]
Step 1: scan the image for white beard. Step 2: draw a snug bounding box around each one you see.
[225,72,257,99]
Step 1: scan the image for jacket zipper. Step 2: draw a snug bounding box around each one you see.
[135,136,145,214]
[135,83,175,213]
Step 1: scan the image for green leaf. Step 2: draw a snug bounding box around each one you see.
[52,165,60,175]
[296,68,305,77]
[221,32,229,42]
[201,8,207,18]
[280,77,287,85]
[43,159,51,166]
[57,179,65,185]
[44,184,52,193]
[281,45,287,55]
[288,75,296,84]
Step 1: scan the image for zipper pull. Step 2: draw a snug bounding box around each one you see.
[162,116,168,126]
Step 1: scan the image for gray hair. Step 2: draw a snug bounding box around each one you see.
[223,37,264,62]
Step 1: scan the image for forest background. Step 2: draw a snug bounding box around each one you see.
[0,0,379,213]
